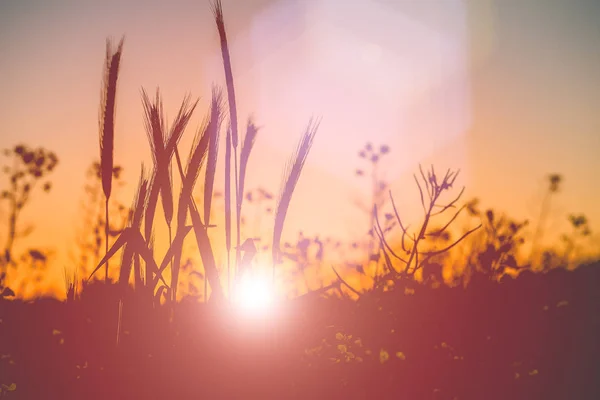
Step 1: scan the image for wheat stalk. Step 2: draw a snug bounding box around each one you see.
[238,118,258,234]
[141,89,197,242]
[203,86,225,228]
[170,107,212,302]
[224,124,232,295]
[203,87,224,302]
[211,0,243,274]
[272,118,320,280]
[99,36,124,283]
[211,0,238,148]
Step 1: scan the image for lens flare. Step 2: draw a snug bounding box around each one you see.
[232,272,275,316]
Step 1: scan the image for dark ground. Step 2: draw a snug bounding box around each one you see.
[1,264,599,399]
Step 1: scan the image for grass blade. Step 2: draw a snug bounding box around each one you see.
[189,200,224,302]
[153,225,193,286]
[119,166,148,288]
[88,227,133,281]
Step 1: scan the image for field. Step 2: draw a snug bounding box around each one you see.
[2,264,599,399]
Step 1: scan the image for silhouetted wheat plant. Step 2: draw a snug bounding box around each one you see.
[211,0,242,272]
[87,0,319,307]
[273,119,320,280]
[99,37,124,283]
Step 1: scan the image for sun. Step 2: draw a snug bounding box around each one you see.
[231,272,276,316]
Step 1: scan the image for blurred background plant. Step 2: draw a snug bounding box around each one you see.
[354,142,391,259]
[0,144,58,284]
[529,173,562,268]
[561,213,592,268]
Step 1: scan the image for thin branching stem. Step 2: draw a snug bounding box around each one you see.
[331,266,361,297]
[373,205,407,265]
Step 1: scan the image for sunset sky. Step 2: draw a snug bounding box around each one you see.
[1,0,599,294]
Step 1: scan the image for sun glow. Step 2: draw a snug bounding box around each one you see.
[232,272,276,316]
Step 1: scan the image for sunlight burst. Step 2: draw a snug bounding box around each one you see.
[232,272,276,316]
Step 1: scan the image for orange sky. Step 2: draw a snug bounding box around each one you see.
[1,0,599,296]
